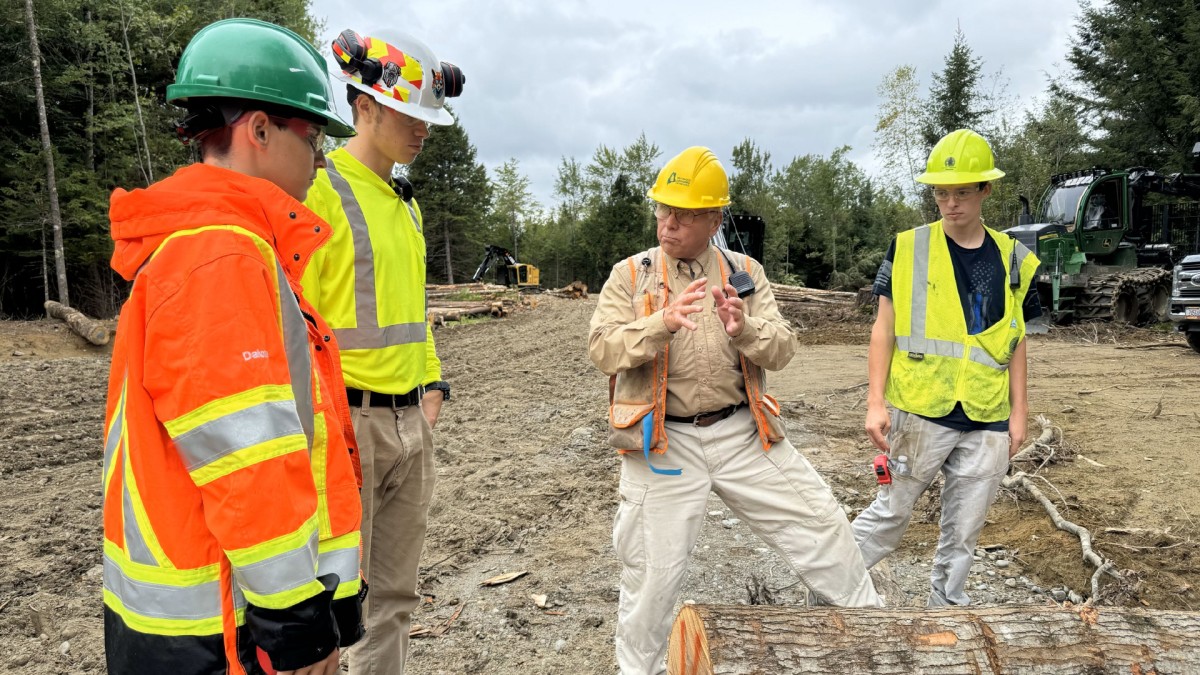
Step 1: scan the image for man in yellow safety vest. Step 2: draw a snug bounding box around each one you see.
[853,129,1042,606]
[300,29,463,675]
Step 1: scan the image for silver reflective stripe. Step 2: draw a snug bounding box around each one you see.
[103,380,124,482]
[896,335,963,359]
[122,458,158,566]
[276,260,314,449]
[332,323,427,351]
[969,346,1010,371]
[103,555,220,620]
[233,530,319,598]
[910,226,931,342]
[317,546,360,586]
[172,400,305,472]
[325,157,378,331]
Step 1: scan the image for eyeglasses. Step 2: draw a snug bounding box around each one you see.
[272,116,326,155]
[398,113,430,131]
[654,203,720,225]
[931,186,984,202]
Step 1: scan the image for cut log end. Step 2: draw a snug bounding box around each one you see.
[667,605,713,675]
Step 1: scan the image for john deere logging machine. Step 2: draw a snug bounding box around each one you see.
[1004,168,1200,325]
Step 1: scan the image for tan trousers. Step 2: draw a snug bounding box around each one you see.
[613,407,882,675]
[346,398,436,675]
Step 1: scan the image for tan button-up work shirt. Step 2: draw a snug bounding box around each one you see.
[589,246,796,417]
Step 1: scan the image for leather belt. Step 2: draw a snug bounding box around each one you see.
[345,386,425,408]
[664,403,742,427]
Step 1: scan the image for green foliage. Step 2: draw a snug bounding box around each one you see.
[407,114,491,284]
[1,0,321,317]
[486,158,540,261]
[1064,0,1200,171]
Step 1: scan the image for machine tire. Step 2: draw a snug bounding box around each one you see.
[1112,288,1139,324]
[1188,330,1200,355]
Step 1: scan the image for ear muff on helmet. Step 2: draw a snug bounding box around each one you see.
[334,30,383,85]
[439,62,464,98]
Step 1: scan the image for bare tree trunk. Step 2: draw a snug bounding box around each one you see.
[24,0,70,308]
[669,604,1200,675]
[117,0,153,184]
[442,224,455,284]
[85,10,95,173]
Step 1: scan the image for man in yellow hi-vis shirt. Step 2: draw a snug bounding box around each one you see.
[301,29,464,675]
[853,129,1041,607]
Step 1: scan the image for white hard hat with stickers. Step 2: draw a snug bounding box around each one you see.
[330,29,464,126]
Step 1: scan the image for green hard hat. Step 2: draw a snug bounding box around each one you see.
[167,18,355,138]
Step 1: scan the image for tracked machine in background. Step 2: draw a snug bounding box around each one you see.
[1005,168,1200,325]
[472,244,541,290]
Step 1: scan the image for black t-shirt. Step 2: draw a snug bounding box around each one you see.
[874,233,1042,432]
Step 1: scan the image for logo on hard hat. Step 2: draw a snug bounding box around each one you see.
[944,157,956,168]
[381,61,401,89]
[666,172,691,188]
[432,69,445,99]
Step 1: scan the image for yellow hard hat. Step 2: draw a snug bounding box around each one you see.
[647,146,732,209]
[916,129,1005,185]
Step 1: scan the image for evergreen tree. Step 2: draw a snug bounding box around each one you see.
[578,174,651,289]
[1064,0,1200,170]
[407,114,491,284]
[918,28,991,220]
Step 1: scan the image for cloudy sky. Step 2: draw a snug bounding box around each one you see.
[310,0,1082,206]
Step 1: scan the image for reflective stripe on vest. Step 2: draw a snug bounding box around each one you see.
[898,225,1035,373]
[323,157,426,351]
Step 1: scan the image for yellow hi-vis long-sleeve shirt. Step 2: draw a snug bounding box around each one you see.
[302,147,442,394]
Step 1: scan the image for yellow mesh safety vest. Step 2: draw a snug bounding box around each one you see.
[886,221,1039,422]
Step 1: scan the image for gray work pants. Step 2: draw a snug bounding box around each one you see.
[851,409,1009,606]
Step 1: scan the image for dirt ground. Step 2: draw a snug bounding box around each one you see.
[1,297,1197,674]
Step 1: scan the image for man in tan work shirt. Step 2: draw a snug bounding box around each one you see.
[589,146,881,675]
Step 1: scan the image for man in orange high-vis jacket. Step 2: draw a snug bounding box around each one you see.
[103,19,363,675]
[589,147,881,675]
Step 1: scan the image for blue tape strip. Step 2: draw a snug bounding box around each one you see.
[642,412,681,476]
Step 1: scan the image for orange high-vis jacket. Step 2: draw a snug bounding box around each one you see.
[103,163,364,675]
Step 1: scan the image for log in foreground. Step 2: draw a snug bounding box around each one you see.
[669,604,1200,674]
[44,300,109,346]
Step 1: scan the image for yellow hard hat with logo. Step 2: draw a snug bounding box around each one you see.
[647,146,732,209]
[916,129,1005,185]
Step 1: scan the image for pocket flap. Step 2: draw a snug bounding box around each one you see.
[611,402,654,429]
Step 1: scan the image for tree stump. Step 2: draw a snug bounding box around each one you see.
[669,604,1200,674]
[44,300,109,346]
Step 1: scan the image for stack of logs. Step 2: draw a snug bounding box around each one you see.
[771,283,864,307]
[425,283,516,326]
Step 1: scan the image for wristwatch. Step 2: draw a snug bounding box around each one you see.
[426,381,451,401]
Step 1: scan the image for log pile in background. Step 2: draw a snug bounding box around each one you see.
[545,280,588,299]
[772,283,860,307]
[425,283,519,327]
[44,300,109,346]
[669,604,1200,674]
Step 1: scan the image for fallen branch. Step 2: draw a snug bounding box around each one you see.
[409,602,464,639]
[1002,468,1123,599]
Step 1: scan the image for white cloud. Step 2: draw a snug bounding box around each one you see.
[312,0,1079,205]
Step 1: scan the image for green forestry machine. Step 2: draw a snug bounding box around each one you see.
[1004,167,1200,325]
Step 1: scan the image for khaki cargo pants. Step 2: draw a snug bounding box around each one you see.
[346,397,436,675]
[613,406,881,675]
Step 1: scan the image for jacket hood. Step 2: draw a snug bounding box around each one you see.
[109,164,327,281]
